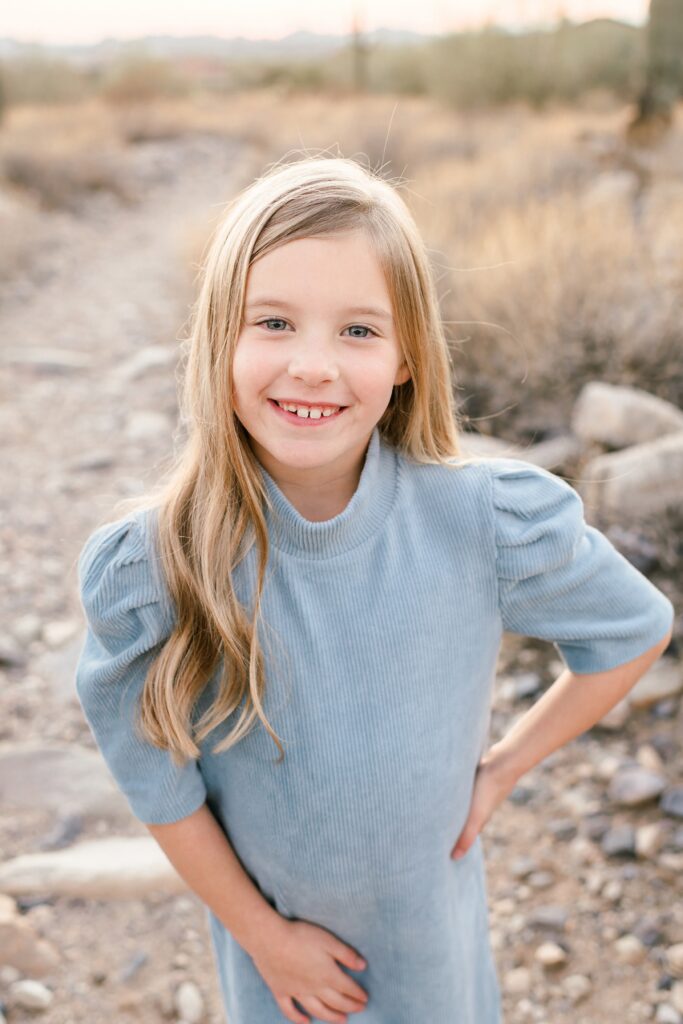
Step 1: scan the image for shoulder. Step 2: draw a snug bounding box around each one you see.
[77,506,174,637]
[485,456,585,579]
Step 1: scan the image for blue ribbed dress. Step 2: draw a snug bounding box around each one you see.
[75,425,674,1024]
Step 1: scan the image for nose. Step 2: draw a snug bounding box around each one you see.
[287,335,340,388]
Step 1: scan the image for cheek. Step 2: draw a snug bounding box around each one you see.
[231,342,267,398]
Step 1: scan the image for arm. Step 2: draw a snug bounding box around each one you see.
[450,631,672,858]
[147,801,286,960]
[484,629,672,787]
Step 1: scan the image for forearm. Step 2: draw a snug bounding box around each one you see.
[147,801,285,958]
[485,632,672,787]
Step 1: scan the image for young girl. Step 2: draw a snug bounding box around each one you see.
[75,155,674,1024]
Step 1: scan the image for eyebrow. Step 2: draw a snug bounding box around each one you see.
[245,297,394,322]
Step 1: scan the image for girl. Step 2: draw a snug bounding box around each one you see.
[75,155,674,1024]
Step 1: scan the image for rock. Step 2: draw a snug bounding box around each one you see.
[601,824,636,857]
[13,613,43,644]
[571,382,683,448]
[608,766,667,806]
[615,934,647,964]
[509,855,537,879]
[0,836,187,899]
[0,897,60,975]
[661,787,683,820]
[125,410,173,441]
[528,870,555,890]
[561,973,592,1004]
[459,431,582,471]
[503,966,531,994]
[8,978,54,1010]
[655,1004,682,1023]
[115,344,176,382]
[602,879,624,902]
[0,347,92,372]
[597,696,632,730]
[636,743,666,773]
[579,431,683,518]
[41,618,80,647]
[0,741,131,821]
[628,660,683,710]
[174,980,204,1023]
[635,821,667,859]
[673,982,683,1015]
[33,632,88,705]
[605,525,661,573]
[535,941,568,967]
[527,905,568,931]
[458,433,523,459]
[547,818,576,841]
[667,943,683,979]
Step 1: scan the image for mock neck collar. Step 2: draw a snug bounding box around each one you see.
[257,426,398,559]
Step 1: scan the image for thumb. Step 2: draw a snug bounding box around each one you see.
[451,818,479,859]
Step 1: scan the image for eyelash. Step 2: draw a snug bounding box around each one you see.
[255,317,378,339]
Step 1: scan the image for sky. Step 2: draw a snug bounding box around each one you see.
[2,0,649,46]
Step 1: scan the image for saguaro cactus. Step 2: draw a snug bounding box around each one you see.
[629,0,683,141]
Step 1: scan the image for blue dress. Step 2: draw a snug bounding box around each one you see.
[75,426,674,1023]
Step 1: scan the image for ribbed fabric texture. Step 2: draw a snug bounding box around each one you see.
[75,425,674,1024]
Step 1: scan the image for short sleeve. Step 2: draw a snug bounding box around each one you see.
[75,510,208,825]
[491,459,675,675]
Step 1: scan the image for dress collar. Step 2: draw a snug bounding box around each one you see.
[257,426,398,559]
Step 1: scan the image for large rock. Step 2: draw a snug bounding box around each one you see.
[0,837,186,899]
[578,431,683,518]
[0,895,60,975]
[628,658,683,710]
[458,431,581,470]
[0,742,130,821]
[572,382,683,448]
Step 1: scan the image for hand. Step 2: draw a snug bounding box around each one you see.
[450,748,517,860]
[250,916,369,1023]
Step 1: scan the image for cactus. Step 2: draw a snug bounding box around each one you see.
[630,0,683,138]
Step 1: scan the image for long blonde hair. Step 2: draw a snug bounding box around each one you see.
[114,154,487,766]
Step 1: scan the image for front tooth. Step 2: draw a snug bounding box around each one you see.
[308,409,323,419]
[295,407,310,418]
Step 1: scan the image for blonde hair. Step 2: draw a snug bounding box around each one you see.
[113,154,488,766]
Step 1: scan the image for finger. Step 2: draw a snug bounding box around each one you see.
[451,822,479,858]
[329,941,367,972]
[338,977,370,1006]
[320,985,368,1013]
[277,995,310,1023]
[301,994,348,1023]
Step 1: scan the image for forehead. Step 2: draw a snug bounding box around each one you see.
[245,232,391,306]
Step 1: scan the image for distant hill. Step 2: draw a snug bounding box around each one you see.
[0,28,437,67]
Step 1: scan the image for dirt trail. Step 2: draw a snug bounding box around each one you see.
[0,133,681,1024]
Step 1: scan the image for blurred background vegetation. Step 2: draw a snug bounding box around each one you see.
[0,3,681,442]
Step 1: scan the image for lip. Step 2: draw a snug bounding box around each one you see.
[270,398,348,410]
[268,398,347,426]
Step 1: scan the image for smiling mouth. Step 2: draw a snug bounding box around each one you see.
[268,398,348,424]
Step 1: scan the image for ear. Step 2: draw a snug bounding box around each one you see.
[394,362,412,386]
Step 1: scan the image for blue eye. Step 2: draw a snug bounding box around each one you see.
[258,318,289,331]
[345,325,377,339]
[255,318,377,338]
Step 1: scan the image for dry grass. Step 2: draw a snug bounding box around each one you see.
[1,90,682,437]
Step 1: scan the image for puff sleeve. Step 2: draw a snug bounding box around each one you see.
[491,459,675,675]
[75,510,208,824]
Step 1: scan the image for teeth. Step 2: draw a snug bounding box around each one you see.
[276,401,341,418]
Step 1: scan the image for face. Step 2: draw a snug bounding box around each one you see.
[232,229,411,489]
